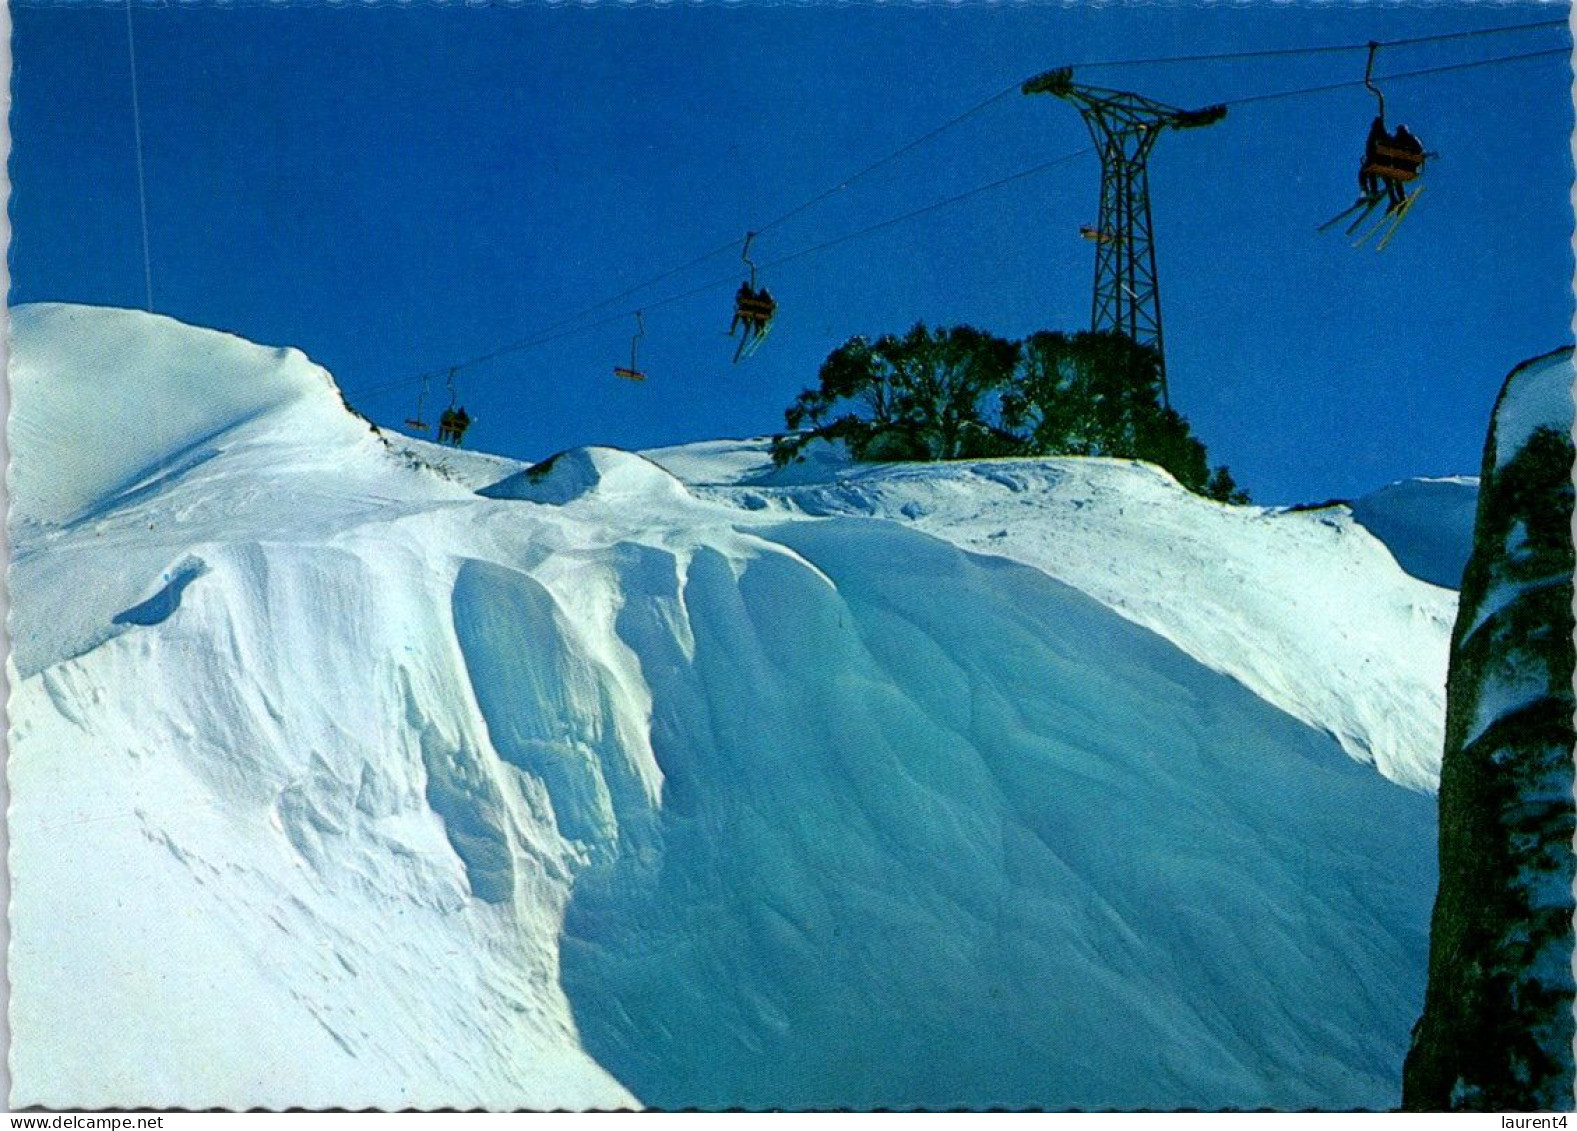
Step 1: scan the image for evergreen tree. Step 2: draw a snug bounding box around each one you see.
[773,324,1247,504]
[771,324,1020,466]
[1002,330,1247,503]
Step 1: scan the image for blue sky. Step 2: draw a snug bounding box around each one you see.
[10,2,1573,503]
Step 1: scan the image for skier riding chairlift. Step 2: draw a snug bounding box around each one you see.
[438,406,472,446]
[731,286,776,363]
[733,285,776,337]
[1360,117,1426,211]
[731,232,777,362]
[1320,44,1431,249]
[729,281,755,336]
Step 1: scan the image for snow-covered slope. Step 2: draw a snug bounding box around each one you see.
[1350,477,1479,590]
[8,305,637,1109]
[11,306,1451,1109]
[644,438,1455,792]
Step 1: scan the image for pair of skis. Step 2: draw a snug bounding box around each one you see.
[1319,186,1424,252]
[732,318,773,363]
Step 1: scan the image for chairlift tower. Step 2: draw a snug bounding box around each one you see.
[1023,68,1225,407]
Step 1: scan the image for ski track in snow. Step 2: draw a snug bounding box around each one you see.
[9,305,1454,1109]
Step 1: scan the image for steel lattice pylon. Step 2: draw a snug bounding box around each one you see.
[1023,68,1224,406]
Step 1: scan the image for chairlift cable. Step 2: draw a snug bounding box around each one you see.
[751,20,1567,238]
[481,234,746,367]
[1221,44,1570,109]
[754,82,1027,239]
[360,145,1092,397]
[1070,16,1567,71]
[124,0,154,313]
[353,37,1568,404]
[444,80,1030,374]
[761,147,1093,273]
[359,145,1096,398]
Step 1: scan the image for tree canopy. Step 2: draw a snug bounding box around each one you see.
[772,324,1247,503]
[1003,330,1247,502]
[775,324,1021,464]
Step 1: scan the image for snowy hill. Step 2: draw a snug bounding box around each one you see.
[644,437,1455,792]
[10,305,1452,1109]
[1350,476,1480,590]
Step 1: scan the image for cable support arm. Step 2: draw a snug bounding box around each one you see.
[1022,67,1226,130]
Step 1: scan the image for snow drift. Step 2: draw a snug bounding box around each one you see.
[1351,476,1479,590]
[645,438,1457,792]
[10,304,1452,1109]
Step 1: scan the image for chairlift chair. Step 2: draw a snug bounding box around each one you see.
[405,373,432,434]
[614,312,649,382]
[1319,42,1431,250]
[731,232,777,363]
[436,368,470,445]
[1359,47,1428,188]
[735,290,778,323]
[1361,138,1427,188]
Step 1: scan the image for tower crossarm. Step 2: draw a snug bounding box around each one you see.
[1021,66,1224,410]
[1021,68,1226,132]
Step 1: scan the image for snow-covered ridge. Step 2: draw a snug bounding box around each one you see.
[8,304,376,527]
[1350,476,1479,590]
[644,437,1455,792]
[10,306,1450,1109]
[481,446,691,507]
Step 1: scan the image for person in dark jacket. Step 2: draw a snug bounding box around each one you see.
[1359,116,1389,198]
[752,289,777,333]
[1385,124,1424,208]
[731,282,756,336]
